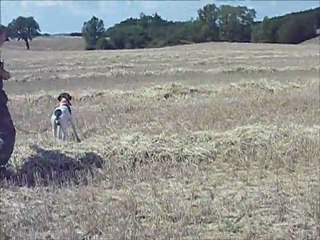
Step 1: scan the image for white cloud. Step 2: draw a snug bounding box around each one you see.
[137,1,160,12]
[98,1,118,9]
[34,1,66,7]
[270,1,278,7]
[19,1,27,7]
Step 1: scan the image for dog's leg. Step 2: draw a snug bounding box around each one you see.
[51,117,58,139]
[59,119,68,141]
[70,120,81,142]
[57,125,62,140]
[53,123,58,139]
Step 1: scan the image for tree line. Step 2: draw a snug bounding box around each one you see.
[82,4,257,50]
[82,4,320,50]
[252,8,320,44]
[2,4,320,50]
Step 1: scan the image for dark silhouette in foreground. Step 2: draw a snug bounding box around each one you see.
[0,145,104,187]
[0,25,16,168]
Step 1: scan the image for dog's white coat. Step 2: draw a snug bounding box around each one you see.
[51,104,80,142]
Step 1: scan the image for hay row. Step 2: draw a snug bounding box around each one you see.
[9,63,320,82]
[13,123,319,167]
[98,124,319,163]
[8,79,316,104]
[228,79,308,93]
[4,123,318,186]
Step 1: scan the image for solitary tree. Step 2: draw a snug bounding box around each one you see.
[82,16,105,50]
[7,16,41,50]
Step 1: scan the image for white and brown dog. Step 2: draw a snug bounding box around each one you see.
[51,92,81,142]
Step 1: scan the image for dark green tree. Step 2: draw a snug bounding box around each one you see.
[261,17,274,42]
[238,6,257,41]
[197,3,220,41]
[252,7,319,44]
[7,16,41,50]
[82,16,105,50]
[277,15,318,43]
[218,5,256,42]
[252,17,278,43]
[218,5,238,41]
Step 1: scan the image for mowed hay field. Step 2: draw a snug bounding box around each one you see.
[0,39,320,239]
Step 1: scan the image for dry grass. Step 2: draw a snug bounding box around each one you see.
[0,40,319,239]
[300,36,320,45]
[3,36,85,51]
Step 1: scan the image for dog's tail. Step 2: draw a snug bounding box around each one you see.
[54,109,62,125]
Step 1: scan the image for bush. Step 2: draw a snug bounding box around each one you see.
[70,32,82,37]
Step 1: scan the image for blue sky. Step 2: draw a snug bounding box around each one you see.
[1,1,319,34]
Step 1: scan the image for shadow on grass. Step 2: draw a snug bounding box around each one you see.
[0,145,104,187]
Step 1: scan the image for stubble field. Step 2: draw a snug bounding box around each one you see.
[0,39,319,239]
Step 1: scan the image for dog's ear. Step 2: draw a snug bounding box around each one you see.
[67,93,72,101]
[57,93,63,101]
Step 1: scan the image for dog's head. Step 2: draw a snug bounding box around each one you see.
[57,92,72,105]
